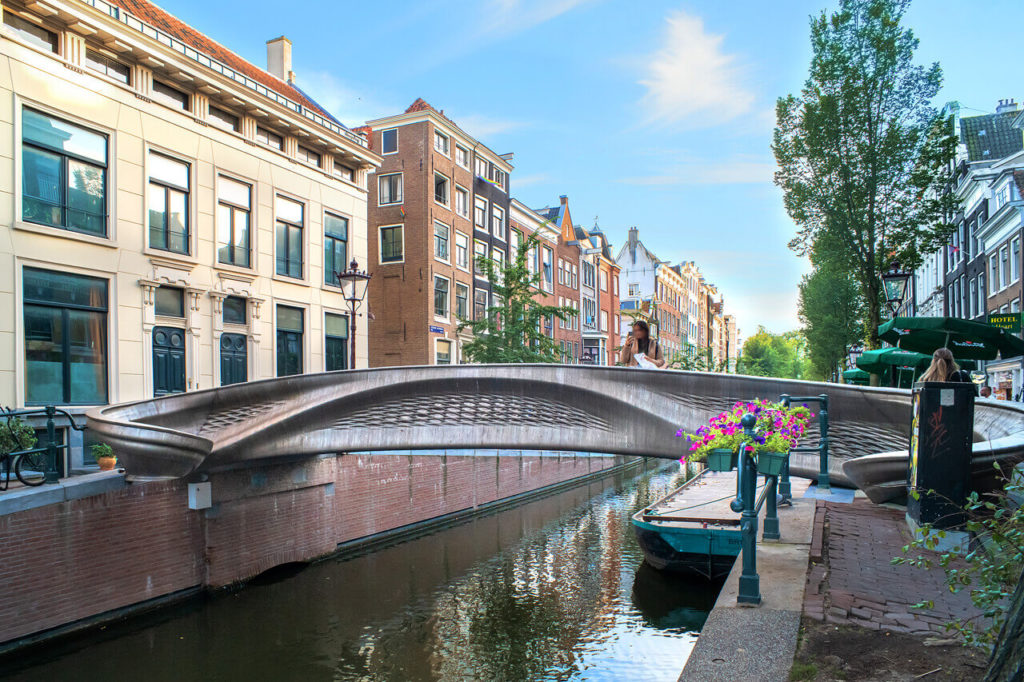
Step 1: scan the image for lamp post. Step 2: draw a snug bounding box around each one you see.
[881,260,913,318]
[336,259,371,370]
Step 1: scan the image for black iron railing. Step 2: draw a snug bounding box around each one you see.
[1,406,85,490]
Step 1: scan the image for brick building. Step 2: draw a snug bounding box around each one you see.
[361,100,513,366]
[510,199,559,339]
[536,196,582,362]
[587,226,621,365]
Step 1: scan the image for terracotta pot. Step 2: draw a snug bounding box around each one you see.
[97,456,117,471]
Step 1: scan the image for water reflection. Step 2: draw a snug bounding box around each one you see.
[6,461,719,682]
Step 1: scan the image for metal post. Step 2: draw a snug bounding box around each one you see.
[44,405,59,484]
[733,413,761,605]
[818,394,830,491]
[349,299,357,371]
[777,394,793,503]
[763,474,780,540]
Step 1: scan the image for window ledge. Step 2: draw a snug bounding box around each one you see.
[272,274,309,287]
[143,247,198,266]
[213,263,256,280]
[13,221,116,248]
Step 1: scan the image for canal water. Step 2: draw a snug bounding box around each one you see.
[6,460,722,682]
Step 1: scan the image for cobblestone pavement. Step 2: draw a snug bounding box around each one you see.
[803,499,982,635]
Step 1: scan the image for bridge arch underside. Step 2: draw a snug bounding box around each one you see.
[87,365,1024,487]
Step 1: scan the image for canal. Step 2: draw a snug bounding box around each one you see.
[6,460,722,682]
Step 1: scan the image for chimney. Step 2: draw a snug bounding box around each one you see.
[560,195,568,206]
[266,36,295,83]
[628,226,639,265]
[996,98,1020,115]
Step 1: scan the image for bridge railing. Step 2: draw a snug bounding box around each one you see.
[779,393,830,494]
[1,406,86,489]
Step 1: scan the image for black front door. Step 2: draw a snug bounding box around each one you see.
[220,333,247,386]
[325,335,348,371]
[152,326,186,396]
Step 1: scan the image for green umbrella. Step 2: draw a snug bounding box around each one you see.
[856,348,931,374]
[842,368,870,385]
[877,316,1024,361]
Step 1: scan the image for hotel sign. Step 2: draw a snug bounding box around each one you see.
[988,313,1021,333]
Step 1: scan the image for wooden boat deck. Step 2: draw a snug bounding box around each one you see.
[636,469,765,529]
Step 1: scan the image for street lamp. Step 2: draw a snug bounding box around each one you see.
[336,259,371,370]
[881,260,913,318]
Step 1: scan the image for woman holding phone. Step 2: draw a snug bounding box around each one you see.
[619,320,666,368]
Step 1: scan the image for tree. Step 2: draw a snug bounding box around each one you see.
[799,235,865,380]
[984,568,1024,682]
[773,0,958,347]
[737,327,806,379]
[667,342,725,373]
[458,234,573,363]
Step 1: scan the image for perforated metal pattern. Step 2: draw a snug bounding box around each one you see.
[198,400,287,436]
[330,393,610,431]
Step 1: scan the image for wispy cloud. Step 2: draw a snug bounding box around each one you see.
[454,113,528,139]
[619,154,775,186]
[638,10,755,129]
[512,172,549,189]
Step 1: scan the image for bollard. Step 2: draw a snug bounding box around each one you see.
[817,394,830,492]
[763,474,780,540]
[777,394,793,504]
[733,413,761,605]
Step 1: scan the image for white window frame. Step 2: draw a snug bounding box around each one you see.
[474,156,488,178]
[434,171,450,209]
[474,240,488,280]
[434,337,455,365]
[1013,237,1021,284]
[378,172,403,206]
[434,130,450,157]
[378,223,405,265]
[474,197,488,231]
[455,231,470,271]
[455,184,470,219]
[455,145,470,169]
[434,220,451,264]
[380,128,398,155]
[433,274,451,321]
[455,281,470,320]
[491,205,505,240]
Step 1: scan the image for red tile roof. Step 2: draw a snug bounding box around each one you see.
[105,0,335,121]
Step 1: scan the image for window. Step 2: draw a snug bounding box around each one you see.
[4,13,57,52]
[223,296,247,325]
[542,247,553,291]
[434,221,450,262]
[297,145,322,168]
[434,130,450,155]
[490,167,507,191]
[583,261,596,288]
[475,156,488,178]
[572,264,578,289]
[455,283,469,319]
[434,276,449,318]
[434,172,449,206]
[275,196,304,278]
[491,247,504,273]
[1013,299,1021,314]
[474,240,487,277]
[325,313,348,371]
[1001,245,1010,290]
[378,173,403,205]
[217,175,251,268]
[455,185,469,218]
[155,286,184,317]
[991,255,1000,294]
[381,128,398,154]
[276,306,303,377]
[1013,238,1021,283]
[491,206,505,240]
[380,225,404,263]
[85,49,129,84]
[474,197,488,230]
[455,232,469,269]
[628,283,639,297]
[979,274,986,311]
[969,278,976,318]
[333,160,354,182]
[324,213,349,284]
[208,106,239,133]
[474,289,488,320]
[256,126,283,150]
[436,339,453,365]
[601,310,609,332]
[600,270,608,292]
[148,152,190,254]
[510,229,522,259]
[23,268,108,405]
[152,80,189,111]
[455,145,469,168]
[22,108,108,236]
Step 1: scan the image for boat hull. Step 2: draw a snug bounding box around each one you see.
[632,519,740,580]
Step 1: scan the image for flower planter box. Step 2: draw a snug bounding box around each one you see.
[707,448,736,472]
[757,451,788,477]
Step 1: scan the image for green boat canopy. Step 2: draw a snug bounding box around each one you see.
[878,316,1024,360]
[842,368,870,385]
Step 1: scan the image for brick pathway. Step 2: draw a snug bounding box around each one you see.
[803,499,982,636]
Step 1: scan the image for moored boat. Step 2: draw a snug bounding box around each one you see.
[631,467,751,579]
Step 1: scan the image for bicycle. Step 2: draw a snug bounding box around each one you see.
[1,447,49,488]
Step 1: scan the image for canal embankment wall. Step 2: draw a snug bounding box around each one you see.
[0,451,629,650]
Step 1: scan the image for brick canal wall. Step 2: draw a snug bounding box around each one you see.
[0,451,626,647]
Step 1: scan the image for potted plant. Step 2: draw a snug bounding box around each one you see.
[748,402,813,476]
[91,443,117,471]
[679,404,746,472]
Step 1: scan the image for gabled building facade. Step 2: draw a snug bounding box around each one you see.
[0,0,378,468]
[535,196,581,362]
[361,99,513,367]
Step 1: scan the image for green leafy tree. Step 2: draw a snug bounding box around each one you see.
[737,327,806,379]
[458,234,573,363]
[773,0,958,347]
[799,256,864,380]
[667,342,725,373]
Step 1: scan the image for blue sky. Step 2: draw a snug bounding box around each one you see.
[166,0,1024,336]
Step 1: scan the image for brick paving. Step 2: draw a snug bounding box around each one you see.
[803,498,983,636]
